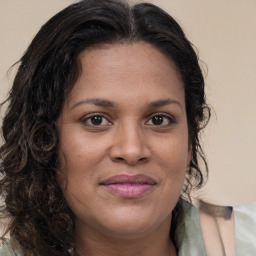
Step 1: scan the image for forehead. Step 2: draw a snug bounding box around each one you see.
[67,41,184,108]
[78,41,181,80]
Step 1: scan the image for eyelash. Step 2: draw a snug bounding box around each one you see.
[146,112,176,127]
[80,112,176,128]
[80,113,112,127]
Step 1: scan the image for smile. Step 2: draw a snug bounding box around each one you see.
[100,174,157,198]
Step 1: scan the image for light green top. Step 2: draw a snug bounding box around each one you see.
[234,202,256,255]
[1,201,255,255]
[0,237,24,256]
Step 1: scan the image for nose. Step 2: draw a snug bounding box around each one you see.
[109,123,151,165]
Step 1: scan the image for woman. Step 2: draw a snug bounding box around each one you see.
[1,0,254,255]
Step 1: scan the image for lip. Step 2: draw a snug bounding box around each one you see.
[100,174,157,198]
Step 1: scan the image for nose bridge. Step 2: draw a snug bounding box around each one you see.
[110,119,150,164]
[121,121,143,150]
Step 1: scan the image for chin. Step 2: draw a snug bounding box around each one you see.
[89,206,172,239]
[101,220,160,239]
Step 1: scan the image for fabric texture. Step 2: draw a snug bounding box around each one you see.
[234,202,256,255]
[0,237,24,256]
[0,201,255,255]
[176,200,207,255]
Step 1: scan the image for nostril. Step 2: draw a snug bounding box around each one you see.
[113,156,148,164]
[138,157,147,163]
[115,157,124,162]
[109,144,151,164]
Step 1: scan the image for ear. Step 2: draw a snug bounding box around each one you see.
[55,156,68,190]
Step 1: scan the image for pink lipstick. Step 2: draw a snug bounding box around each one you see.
[100,174,156,198]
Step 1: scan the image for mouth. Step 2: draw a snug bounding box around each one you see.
[100,174,157,198]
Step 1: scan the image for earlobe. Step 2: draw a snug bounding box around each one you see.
[56,170,68,190]
[56,156,68,190]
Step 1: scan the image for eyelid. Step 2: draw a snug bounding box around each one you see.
[80,112,112,126]
[145,112,176,125]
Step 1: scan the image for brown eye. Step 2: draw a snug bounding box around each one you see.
[81,114,111,127]
[152,115,164,125]
[90,116,104,125]
[146,114,175,127]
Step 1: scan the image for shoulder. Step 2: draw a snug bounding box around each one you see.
[233,202,256,255]
[0,237,24,256]
[196,200,235,255]
[197,200,256,255]
[176,200,207,255]
[177,200,236,255]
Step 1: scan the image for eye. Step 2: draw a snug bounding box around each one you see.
[81,114,111,127]
[146,113,175,127]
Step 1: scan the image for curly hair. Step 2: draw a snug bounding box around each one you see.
[0,0,210,255]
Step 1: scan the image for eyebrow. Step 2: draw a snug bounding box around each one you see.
[71,98,182,110]
[146,99,183,110]
[71,98,116,109]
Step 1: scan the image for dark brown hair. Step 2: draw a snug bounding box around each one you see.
[0,0,210,255]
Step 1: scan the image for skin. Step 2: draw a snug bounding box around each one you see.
[57,41,191,256]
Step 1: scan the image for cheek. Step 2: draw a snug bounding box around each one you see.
[58,126,110,162]
[157,133,189,166]
[55,133,105,192]
[155,133,189,188]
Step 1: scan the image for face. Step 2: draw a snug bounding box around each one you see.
[57,42,191,239]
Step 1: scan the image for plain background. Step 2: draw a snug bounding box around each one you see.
[0,0,256,206]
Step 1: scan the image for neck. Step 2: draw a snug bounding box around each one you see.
[75,217,177,256]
